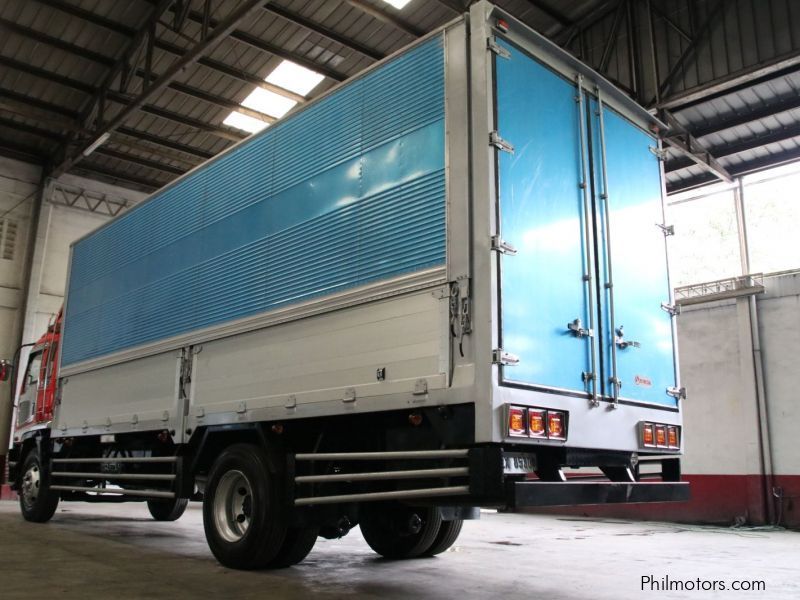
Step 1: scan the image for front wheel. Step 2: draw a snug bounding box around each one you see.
[202,444,287,570]
[19,450,59,523]
[359,503,442,559]
[147,497,189,521]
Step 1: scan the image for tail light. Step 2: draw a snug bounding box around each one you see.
[508,406,527,437]
[655,424,668,448]
[667,426,680,449]
[547,411,566,440]
[640,421,680,451]
[506,405,568,441]
[528,409,546,438]
[642,423,655,447]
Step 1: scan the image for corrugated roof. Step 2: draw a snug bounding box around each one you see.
[0,0,798,194]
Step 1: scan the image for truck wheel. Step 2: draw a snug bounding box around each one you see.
[147,497,189,521]
[19,450,59,523]
[269,526,319,567]
[424,518,463,556]
[202,444,287,570]
[359,503,442,559]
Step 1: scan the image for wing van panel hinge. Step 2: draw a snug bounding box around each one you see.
[491,235,517,255]
[492,349,519,366]
[657,223,675,236]
[661,301,681,316]
[489,131,514,154]
[487,38,511,59]
[667,386,687,400]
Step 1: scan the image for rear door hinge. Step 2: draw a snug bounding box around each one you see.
[649,146,668,160]
[661,301,681,316]
[489,130,514,154]
[487,38,511,59]
[492,348,519,366]
[491,234,517,255]
[667,386,687,400]
[656,223,675,236]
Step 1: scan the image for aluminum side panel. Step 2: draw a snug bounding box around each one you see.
[189,289,452,421]
[55,351,182,435]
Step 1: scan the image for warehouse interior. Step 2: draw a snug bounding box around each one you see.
[0,0,798,598]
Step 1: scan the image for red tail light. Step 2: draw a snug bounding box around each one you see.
[528,409,546,438]
[642,423,655,447]
[667,426,679,449]
[547,411,566,440]
[655,424,668,448]
[508,406,526,437]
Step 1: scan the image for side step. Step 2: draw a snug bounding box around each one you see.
[293,449,470,506]
[50,456,179,500]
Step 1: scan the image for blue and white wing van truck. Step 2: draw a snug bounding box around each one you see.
[7,1,688,569]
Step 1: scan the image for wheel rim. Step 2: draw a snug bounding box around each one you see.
[213,470,253,543]
[21,464,41,509]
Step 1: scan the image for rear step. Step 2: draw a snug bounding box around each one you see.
[293,449,470,506]
[50,456,180,500]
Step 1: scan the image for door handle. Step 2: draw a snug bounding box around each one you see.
[615,326,640,349]
[568,318,592,338]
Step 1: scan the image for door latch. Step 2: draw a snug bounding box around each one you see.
[487,38,511,59]
[492,349,519,366]
[567,318,592,338]
[656,223,675,236]
[661,302,681,316]
[615,326,640,349]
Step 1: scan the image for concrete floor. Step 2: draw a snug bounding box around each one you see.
[1,501,798,599]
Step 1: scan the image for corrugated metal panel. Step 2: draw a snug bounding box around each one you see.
[61,35,446,367]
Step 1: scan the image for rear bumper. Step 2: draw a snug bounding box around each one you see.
[510,480,690,509]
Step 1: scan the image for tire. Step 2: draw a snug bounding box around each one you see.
[19,450,59,523]
[359,503,442,559]
[424,518,463,556]
[202,444,287,570]
[269,526,319,568]
[147,497,189,521]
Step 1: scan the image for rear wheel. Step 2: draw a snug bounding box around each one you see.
[147,497,189,521]
[19,450,59,523]
[425,518,463,556]
[202,444,287,570]
[270,526,319,567]
[359,503,442,559]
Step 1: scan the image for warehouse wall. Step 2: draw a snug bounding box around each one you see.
[0,157,145,493]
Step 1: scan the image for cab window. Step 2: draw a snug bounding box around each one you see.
[22,351,43,392]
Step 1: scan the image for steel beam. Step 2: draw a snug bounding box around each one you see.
[0,140,45,164]
[53,0,269,178]
[660,54,800,112]
[650,3,692,43]
[660,109,732,183]
[0,88,79,119]
[526,0,574,28]
[0,18,115,67]
[0,116,64,141]
[116,127,214,160]
[172,5,348,81]
[31,0,135,36]
[690,95,800,140]
[264,4,385,61]
[0,56,95,95]
[599,1,626,73]
[74,163,166,191]
[656,0,728,100]
[554,1,617,47]
[94,147,187,176]
[665,123,800,172]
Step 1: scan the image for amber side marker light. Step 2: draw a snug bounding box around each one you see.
[667,426,680,449]
[640,421,680,450]
[529,409,546,438]
[547,411,566,440]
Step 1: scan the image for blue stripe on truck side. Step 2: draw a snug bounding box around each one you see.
[62,36,446,367]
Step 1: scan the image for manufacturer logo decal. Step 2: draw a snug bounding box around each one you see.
[634,375,652,387]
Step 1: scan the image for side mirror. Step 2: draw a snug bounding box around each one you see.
[0,359,12,382]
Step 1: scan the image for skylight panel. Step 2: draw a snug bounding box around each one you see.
[241,87,297,118]
[266,60,325,97]
[223,111,269,134]
[381,0,412,9]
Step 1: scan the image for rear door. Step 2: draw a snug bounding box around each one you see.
[590,98,678,407]
[494,39,596,397]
